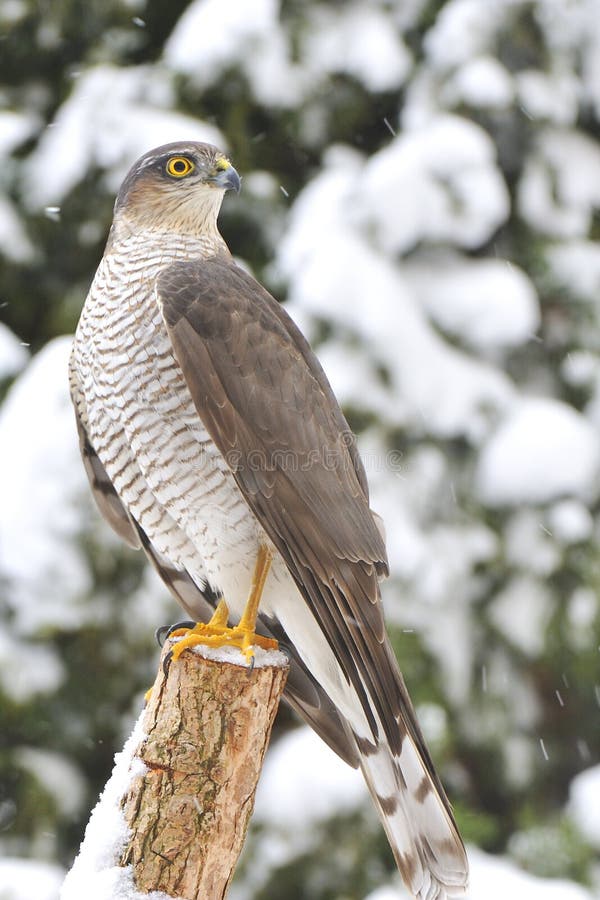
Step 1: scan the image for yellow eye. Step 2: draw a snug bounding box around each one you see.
[166,156,195,178]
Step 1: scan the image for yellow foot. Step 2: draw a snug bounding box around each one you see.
[170,598,278,664]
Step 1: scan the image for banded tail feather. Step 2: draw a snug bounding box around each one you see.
[351,713,468,899]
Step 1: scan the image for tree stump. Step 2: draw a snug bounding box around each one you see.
[120,641,288,898]
[62,638,288,900]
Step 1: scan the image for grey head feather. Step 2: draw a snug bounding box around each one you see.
[114,141,228,212]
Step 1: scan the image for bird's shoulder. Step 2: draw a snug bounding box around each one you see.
[158,255,297,347]
[157,255,371,489]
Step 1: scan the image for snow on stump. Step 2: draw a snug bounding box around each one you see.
[61,639,289,900]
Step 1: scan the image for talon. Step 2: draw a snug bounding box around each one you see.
[168,619,197,636]
[165,547,278,666]
[168,620,278,664]
[156,620,196,647]
[155,625,171,647]
[162,649,174,676]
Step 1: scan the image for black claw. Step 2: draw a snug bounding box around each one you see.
[168,619,197,637]
[162,649,174,677]
[155,625,171,647]
[247,654,256,675]
[155,620,197,647]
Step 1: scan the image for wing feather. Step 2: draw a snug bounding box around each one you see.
[157,258,441,766]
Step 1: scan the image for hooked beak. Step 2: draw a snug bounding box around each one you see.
[212,164,241,194]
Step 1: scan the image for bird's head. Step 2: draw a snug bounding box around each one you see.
[112,141,240,239]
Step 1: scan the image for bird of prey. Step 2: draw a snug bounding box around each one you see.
[70,141,468,899]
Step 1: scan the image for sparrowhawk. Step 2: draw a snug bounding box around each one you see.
[69,141,468,900]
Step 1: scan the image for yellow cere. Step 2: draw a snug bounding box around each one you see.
[166,156,195,178]
[215,157,231,172]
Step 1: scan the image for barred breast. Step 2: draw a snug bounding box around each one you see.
[71,232,265,607]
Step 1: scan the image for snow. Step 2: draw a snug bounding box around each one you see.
[424,0,505,70]
[188,641,289,669]
[569,765,600,849]
[0,627,65,702]
[300,237,512,439]
[518,128,600,238]
[489,576,554,658]
[504,510,560,576]
[467,847,597,900]
[0,322,28,379]
[315,340,397,423]
[476,398,600,507]
[0,113,37,261]
[305,5,412,93]
[404,524,496,704]
[546,240,600,302]
[502,734,536,790]
[253,726,367,829]
[465,846,595,900]
[363,846,598,899]
[24,66,224,207]
[165,1,410,105]
[566,587,598,651]
[17,748,87,819]
[164,0,278,89]
[516,69,579,125]
[404,253,540,352]
[578,1,600,115]
[356,116,510,254]
[441,57,514,109]
[278,150,514,441]
[0,338,95,635]
[0,1,28,26]
[165,0,313,108]
[547,500,593,544]
[0,859,65,900]
[234,726,370,898]
[60,714,173,900]
[0,110,39,158]
[0,195,35,261]
[360,442,431,581]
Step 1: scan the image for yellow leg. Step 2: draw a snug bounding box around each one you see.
[170,546,278,664]
[240,545,272,632]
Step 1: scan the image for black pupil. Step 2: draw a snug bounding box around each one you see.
[173,160,186,173]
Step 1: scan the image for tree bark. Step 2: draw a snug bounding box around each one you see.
[119,641,288,899]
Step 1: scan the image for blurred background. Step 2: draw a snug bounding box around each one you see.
[1,0,600,897]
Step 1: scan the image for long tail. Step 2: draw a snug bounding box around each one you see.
[357,730,468,898]
[258,575,469,898]
[348,648,469,899]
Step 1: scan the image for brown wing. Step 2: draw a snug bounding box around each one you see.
[157,258,427,754]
